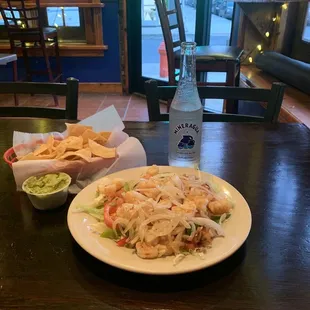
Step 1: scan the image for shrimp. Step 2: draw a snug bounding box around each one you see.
[142,188,161,199]
[123,191,148,203]
[136,180,156,189]
[102,184,117,198]
[143,165,159,179]
[112,178,125,191]
[190,187,208,197]
[146,165,159,176]
[171,200,196,216]
[191,196,209,209]
[136,242,170,259]
[208,199,232,215]
[116,203,138,219]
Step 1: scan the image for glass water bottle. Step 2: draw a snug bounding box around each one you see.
[168,42,203,168]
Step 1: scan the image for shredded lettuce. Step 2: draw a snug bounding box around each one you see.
[123,181,137,192]
[100,229,118,240]
[124,182,130,192]
[75,206,104,221]
[211,213,231,224]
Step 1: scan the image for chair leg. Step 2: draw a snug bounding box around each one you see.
[225,62,238,114]
[22,44,32,82]
[12,59,19,106]
[167,74,177,112]
[54,36,62,82]
[42,42,59,107]
[235,62,240,87]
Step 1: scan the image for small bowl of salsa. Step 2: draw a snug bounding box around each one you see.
[22,172,71,210]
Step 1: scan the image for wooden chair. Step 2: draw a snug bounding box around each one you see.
[155,0,243,113]
[0,78,79,120]
[0,0,62,106]
[145,79,286,123]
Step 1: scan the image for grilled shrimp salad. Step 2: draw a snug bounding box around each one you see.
[76,166,233,263]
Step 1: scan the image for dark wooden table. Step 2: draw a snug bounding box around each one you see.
[1,120,310,310]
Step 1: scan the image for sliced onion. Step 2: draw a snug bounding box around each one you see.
[173,253,186,266]
[112,218,129,234]
[131,191,148,201]
[219,213,227,225]
[183,221,196,241]
[171,174,184,191]
[190,217,225,236]
[161,185,185,200]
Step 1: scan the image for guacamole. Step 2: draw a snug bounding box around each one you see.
[23,173,71,195]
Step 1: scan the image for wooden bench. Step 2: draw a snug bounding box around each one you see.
[241,65,310,128]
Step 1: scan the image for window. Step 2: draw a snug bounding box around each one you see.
[302,2,310,42]
[0,1,107,56]
[45,7,86,42]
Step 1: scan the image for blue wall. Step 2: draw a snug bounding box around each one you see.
[0,2,120,83]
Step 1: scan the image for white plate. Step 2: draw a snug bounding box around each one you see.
[67,166,252,275]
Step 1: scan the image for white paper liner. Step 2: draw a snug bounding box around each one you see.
[11,106,147,193]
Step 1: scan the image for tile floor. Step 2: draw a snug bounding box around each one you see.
[0,93,153,121]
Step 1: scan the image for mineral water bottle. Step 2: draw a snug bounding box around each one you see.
[168,42,203,168]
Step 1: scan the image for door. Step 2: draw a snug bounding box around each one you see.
[291,1,310,63]
[142,0,160,27]
[127,0,235,102]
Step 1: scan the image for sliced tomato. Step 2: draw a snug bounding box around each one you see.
[116,237,127,247]
[185,243,195,250]
[103,204,117,228]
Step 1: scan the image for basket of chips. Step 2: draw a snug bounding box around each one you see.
[4,126,115,166]
[5,106,147,193]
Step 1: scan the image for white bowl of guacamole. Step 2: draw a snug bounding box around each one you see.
[22,172,71,210]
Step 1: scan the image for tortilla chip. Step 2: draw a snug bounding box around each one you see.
[35,153,57,159]
[46,135,54,152]
[33,144,48,156]
[99,131,111,141]
[59,148,92,162]
[88,139,116,159]
[54,144,67,159]
[53,140,61,147]
[94,136,108,146]
[59,136,83,151]
[66,123,92,137]
[82,129,99,144]
[17,126,113,162]
[19,152,38,161]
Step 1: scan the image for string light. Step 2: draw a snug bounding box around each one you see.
[245,11,282,64]
[54,23,59,28]
[282,3,288,10]
[17,20,22,25]
[57,14,61,18]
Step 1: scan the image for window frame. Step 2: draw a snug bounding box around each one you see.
[42,7,86,42]
[302,2,310,43]
[0,0,107,57]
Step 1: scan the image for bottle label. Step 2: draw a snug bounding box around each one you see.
[170,122,201,161]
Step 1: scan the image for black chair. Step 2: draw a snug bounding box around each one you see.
[0,78,79,120]
[145,79,286,123]
[155,0,243,100]
[0,0,63,106]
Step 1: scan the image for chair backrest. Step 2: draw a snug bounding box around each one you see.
[155,0,185,84]
[145,79,286,123]
[0,78,79,120]
[0,0,43,42]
